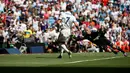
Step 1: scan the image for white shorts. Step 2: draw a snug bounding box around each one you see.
[58,29,71,43]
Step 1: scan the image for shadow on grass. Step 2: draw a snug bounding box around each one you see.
[36,56,58,59]
[0,67,129,73]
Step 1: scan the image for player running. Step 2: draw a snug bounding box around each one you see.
[56,4,80,58]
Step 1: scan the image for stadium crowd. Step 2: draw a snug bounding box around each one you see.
[0,0,130,53]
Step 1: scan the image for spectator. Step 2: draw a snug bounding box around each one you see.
[121,37,129,52]
[0,0,129,53]
[23,26,33,43]
[126,24,130,49]
[0,30,4,48]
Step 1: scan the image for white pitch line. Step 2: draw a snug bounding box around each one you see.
[65,56,123,64]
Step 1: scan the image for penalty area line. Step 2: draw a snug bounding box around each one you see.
[65,56,124,64]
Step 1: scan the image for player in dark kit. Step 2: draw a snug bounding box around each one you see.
[81,24,127,57]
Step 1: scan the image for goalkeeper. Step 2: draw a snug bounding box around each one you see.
[76,23,127,57]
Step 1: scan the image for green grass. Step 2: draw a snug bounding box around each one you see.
[0,52,130,67]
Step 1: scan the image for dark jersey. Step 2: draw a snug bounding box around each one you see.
[82,28,110,46]
[82,28,106,42]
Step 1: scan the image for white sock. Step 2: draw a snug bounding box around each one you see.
[61,44,69,53]
[60,48,64,56]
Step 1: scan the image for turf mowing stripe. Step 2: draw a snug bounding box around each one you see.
[65,56,124,64]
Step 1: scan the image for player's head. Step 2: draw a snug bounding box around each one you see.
[66,4,72,11]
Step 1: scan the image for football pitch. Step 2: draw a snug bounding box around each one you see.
[0,52,130,67]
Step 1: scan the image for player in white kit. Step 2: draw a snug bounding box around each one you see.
[57,4,80,58]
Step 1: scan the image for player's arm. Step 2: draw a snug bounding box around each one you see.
[73,16,80,31]
[56,12,63,25]
[74,22,80,31]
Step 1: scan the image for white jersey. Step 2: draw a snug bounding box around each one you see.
[59,11,77,29]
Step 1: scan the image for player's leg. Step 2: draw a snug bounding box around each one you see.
[114,45,127,57]
[106,39,127,57]
[57,47,64,58]
[93,38,118,54]
[98,38,118,54]
[57,30,72,58]
[61,43,72,58]
[106,40,118,54]
[108,46,118,54]
[57,42,72,58]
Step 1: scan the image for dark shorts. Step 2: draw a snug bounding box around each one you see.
[92,37,112,47]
